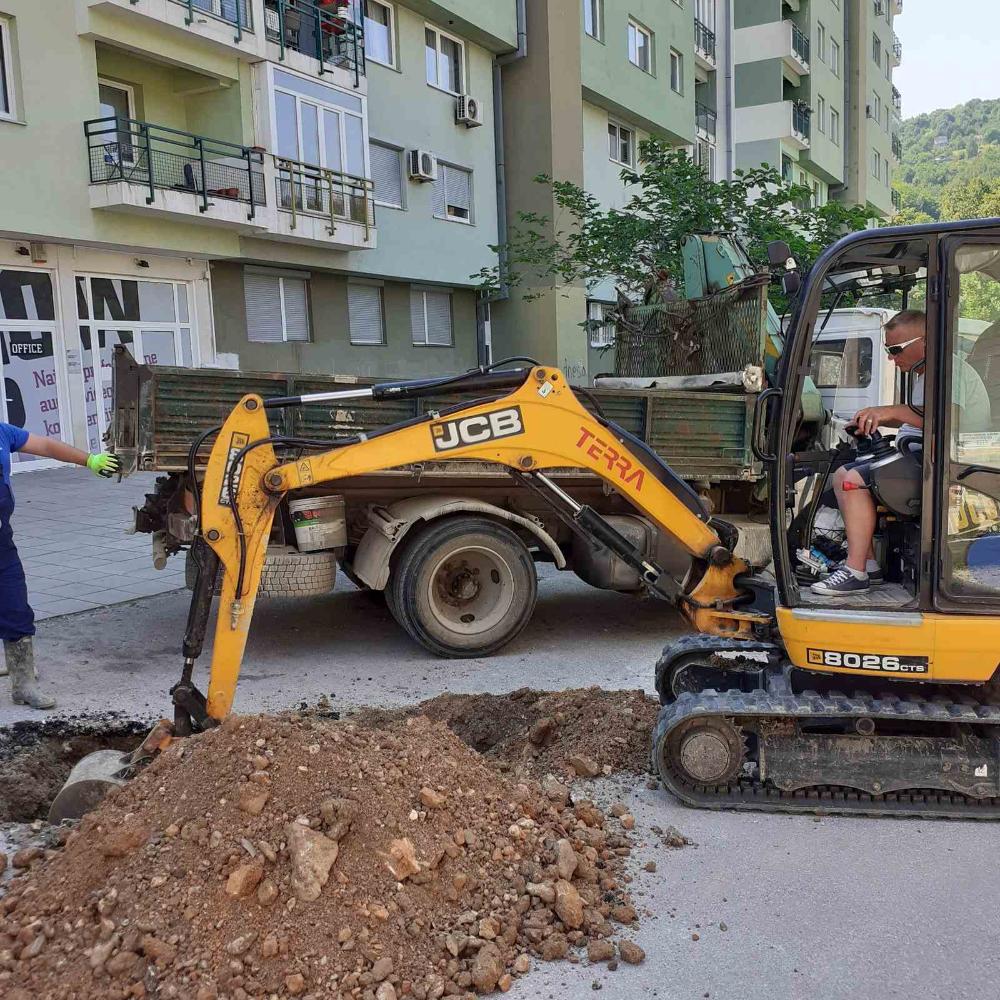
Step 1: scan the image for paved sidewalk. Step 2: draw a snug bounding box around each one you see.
[10,467,185,621]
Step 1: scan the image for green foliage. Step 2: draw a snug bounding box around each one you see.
[894,97,1000,222]
[474,139,869,303]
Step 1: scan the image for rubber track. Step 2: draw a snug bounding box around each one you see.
[654,634,779,701]
[652,682,1000,819]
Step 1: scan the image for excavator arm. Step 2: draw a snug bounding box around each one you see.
[179,365,767,730]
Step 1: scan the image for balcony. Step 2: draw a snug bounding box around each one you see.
[892,189,902,212]
[892,133,903,160]
[85,116,268,231]
[694,18,716,71]
[264,0,366,88]
[891,31,902,65]
[791,101,811,148]
[84,0,260,61]
[892,85,902,116]
[781,20,810,78]
[270,156,376,249]
[696,102,717,139]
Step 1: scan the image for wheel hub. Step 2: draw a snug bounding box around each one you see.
[664,717,745,786]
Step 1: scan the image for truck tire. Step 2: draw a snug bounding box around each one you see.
[388,516,537,658]
[185,545,338,598]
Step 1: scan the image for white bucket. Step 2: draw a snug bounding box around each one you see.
[288,494,347,553]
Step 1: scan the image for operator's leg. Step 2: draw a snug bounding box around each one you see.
[0,482,54,709]
[813,466,875,596]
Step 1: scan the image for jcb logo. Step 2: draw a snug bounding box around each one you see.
[576,427,646,491]
[431,406,525,452]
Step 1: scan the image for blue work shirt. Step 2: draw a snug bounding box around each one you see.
[0,422,29,486]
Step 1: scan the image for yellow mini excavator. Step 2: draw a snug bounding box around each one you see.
[60,219,1000,821]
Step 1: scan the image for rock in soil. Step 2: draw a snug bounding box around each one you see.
[2,711,641,998]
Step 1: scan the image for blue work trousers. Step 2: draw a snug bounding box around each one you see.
[0,482,35,641]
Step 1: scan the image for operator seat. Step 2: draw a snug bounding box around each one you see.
[966,321,1000,429]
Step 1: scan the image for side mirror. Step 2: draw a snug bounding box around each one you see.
[782,271,802,296]
[767,241,793,267]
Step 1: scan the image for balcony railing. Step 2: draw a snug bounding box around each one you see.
[274,156,374,239]
[792,101,811,141]
[172,0,252,38]
[892,134,903,160]
[696,102,717,138]
[892,86,902,115]
[791,22,810,66]
[264,0,366,86]
[892,189,902,211]
[891,32,902,64]
[85,116,265,218]
[694,18,716,62]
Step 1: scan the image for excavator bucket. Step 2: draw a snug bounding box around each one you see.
[48,719,173,823]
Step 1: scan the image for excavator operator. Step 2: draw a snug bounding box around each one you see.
[812,310,991,597]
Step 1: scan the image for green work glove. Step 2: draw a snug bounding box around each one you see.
[86,452,123,479]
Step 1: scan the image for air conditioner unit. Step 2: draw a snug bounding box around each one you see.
[408,149,438,182]
[455,94,484,128]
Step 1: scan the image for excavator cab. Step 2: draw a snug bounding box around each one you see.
[652,219,1000,818]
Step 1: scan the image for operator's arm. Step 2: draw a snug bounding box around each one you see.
[852,404,922,435]
[20,434,122,476]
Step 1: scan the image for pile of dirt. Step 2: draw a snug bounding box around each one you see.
[362,688,660,780]
[0,711,643,999]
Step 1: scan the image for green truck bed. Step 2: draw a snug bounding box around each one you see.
[111,347,762,484]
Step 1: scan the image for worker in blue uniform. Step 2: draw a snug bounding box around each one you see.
[0,423,121,709]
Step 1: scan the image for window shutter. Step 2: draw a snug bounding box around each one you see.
[348,284,384,345]
[445,166,471,215]
[410,289,428,344]
[244,274,284,343]
[282,278,310,342]
[431,169,447,217]
[425,291,452,346]
[370,142,402,207]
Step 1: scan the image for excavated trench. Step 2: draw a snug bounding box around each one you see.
[0,716,148,822]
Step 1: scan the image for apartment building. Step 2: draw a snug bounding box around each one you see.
[734,0,902,218]
[0,0,515,464]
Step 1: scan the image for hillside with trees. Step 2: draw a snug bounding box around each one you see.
[895,97,1000,223]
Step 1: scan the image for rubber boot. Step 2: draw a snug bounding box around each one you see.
[5,637,56,710]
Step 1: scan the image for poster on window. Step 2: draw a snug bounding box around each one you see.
[80,328,134,454]
[1,331,61,465]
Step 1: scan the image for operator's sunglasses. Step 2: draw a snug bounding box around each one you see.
[884,336,921,357]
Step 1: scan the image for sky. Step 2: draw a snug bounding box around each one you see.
[894,0,1000,118]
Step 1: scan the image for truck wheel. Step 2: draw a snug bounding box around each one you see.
[388,517,537,658]
[185,545,338,598]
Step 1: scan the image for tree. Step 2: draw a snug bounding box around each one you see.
[474,139,869,306]
[940,176,1000,220]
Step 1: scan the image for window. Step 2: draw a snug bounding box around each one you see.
[364,1,395,67]
[809,338,873,389]
[628,20,653,74]
[830,107,840,145]
[425,25,465,94]
[608,120,634,166]
[669,49,683,94]
[816,23,826,64]
[873,33,881,65]
[348,283,385,346]
[694,139,715,180]
[411,288,453,346]
[0,17,16,121]
[244,272,310,343]
[872,93,882,124]
[432,163,472,222]
[583,0,603,40]
[871,149,881,179]
[830,38,840,76]
[883,158,890,185]
[812,180,820,206]
[587,301,616,348]
[816,95,826,134]
[370,140,403,208]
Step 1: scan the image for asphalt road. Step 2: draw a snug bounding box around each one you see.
[6,566,1000,1000]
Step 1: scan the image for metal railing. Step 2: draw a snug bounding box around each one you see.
[264,0,366,87]
[873,0,885,16]
[85,117,266,219]
[891,32,902,64]
[694,18,716,62]
[892,188,902,211]
[171,0,252,39]
[274,155,374,241]
[892,86,902,115]
[892,134,903,160]
[696,102,717,138]
[791,22,810,65]
[792,101,811,141]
